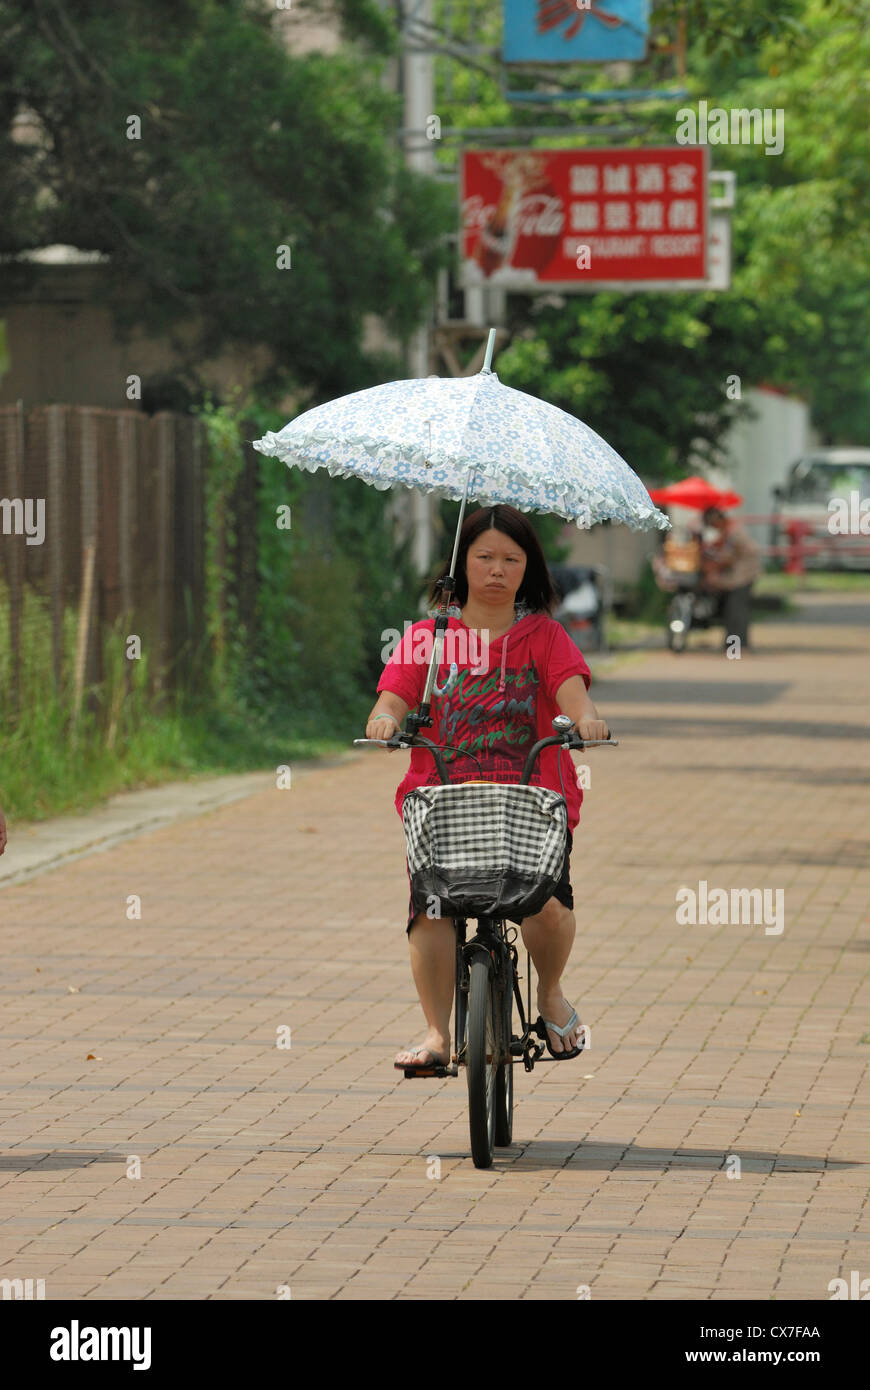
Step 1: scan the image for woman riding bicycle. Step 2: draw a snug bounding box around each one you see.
[364,504,609,1073]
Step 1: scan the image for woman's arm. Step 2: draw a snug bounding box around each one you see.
[554,675,609,741]
[365,691,411,741]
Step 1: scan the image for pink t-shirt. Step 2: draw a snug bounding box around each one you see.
[376,611,592,833]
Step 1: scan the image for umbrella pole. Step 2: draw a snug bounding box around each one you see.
[407,460,476,734]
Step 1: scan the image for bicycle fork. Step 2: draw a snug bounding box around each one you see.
[506,936,545,1071]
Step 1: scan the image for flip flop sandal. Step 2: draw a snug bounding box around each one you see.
[394,1045,449,1073]
[535,1006,584,1060]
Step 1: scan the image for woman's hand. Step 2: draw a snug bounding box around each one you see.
[366,713,401,745]
[365,694,410,750]
[554,678,610,742]
[577,718,609,742]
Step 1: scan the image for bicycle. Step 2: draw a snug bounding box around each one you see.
[354,715,617,1168]
[665,575,719,652]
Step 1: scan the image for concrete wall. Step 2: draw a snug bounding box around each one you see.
[559,518,659,597]
[0,265,278,411]
[0,262,392,413]
[716,386,815,548]
[273,3,342,55]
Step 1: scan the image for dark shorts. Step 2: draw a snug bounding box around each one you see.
[405,829,574,934]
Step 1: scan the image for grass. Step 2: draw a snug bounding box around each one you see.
[755,569,870,595]
[604,616,662,647]
[0,584,349,824]
[2,689,348,826]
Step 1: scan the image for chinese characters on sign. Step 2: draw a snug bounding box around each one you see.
[503,0,650,64]
[460,148,709,289]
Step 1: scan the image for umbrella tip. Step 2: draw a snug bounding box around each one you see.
[481,328,497,374]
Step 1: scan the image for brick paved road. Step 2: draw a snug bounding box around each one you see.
[1,593,868,1300]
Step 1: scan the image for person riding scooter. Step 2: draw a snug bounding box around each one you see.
[700,507,762,652]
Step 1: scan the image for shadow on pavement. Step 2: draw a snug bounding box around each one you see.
[598,679,791,705]
[671,764,868,786]
[784,598,870,626]
[606,714,868,740]
[501,1143,862,1173]
[615,839,868,869]
[703,844,868,868]
[0,1151,123,1171]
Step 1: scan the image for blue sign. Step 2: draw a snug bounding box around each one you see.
[503,0,650,64]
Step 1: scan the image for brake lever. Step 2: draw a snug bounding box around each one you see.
[566,734,619,749]
[352,736,410,749]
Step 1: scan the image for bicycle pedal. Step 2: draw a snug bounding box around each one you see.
[402,1064,457,1079]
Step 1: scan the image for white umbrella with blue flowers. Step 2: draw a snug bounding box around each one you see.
[252,329,668,721]
[253,331,667,534]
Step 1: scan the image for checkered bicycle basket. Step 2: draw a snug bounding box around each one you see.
[402,781,568,921]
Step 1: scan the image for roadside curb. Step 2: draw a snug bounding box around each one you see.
[0,752,357,889]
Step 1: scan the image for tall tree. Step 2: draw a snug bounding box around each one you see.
[0,0,454,402]
[430,0,870,463]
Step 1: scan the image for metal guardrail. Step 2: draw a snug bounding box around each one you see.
[707,514,870,574]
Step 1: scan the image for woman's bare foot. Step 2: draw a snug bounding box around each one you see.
[536,992,583,1054]
[395,1031,450,1067]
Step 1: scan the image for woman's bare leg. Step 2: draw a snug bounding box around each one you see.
[520,898,583,1053]
[394,911,455,1066]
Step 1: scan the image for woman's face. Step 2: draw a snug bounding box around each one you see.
[464,528,527,604]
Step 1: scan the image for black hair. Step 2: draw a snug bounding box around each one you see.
[702,506,727,524]
[426,503,559,614]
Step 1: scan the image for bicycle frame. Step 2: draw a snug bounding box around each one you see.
[451,913,548,1075]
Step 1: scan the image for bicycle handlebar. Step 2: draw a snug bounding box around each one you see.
[353,723,617,787]
[517,731,617,785]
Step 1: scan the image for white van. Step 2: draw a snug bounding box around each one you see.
[771,448,870,570]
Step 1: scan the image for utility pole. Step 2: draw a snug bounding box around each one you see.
[401,0,434,582]
[395,2,510,581]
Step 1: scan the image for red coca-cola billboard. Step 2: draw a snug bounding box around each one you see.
[460,147,709,290]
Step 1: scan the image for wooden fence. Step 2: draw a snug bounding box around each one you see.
[0,404,206,719]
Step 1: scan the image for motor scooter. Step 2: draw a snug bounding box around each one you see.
[664,574,719,652]
[652,539,719,653]
[551,563,609,653]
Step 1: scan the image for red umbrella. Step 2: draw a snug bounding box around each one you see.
[647,476,743,510]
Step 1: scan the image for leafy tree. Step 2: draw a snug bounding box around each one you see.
[431,0,870,460]
[0,0,454,402]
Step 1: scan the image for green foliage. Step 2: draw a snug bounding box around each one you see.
[0,0,453,400]
[196,390,251,705]
[293,0,397,52]
[499,293,768,478]
[434,0,870,454]
[620,563,670,623]
[194,391,421,729]
[0,583,170,819]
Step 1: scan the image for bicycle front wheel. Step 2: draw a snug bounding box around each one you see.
[494,963,514,1147]
[466,956,497,1169]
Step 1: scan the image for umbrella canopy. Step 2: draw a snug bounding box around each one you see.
[648,476,743,511]
[253,367,668,532]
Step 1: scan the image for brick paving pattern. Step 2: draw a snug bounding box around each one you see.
[1,592,868,1300]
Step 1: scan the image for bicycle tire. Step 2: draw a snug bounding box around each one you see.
[494,962,513,1146]
[667,594,690,652]
[454,932,468,1069]
[466,955,497,1168]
